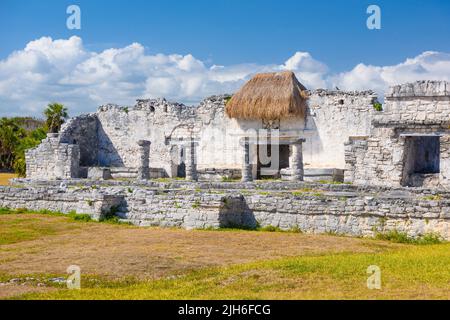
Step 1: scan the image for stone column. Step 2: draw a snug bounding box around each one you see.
[241,137,253,182]
[290,139,305,181]
[137,140,151,180]
[185,138,198,181]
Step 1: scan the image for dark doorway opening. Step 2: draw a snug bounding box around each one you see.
[402,136,440,186]
[177,147,186,178]
[257,144,290,179]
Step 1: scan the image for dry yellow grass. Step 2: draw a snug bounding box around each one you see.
[2,213,448,300]
[0,213,391,280]
[0,173,17,186]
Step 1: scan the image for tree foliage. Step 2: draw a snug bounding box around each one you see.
[0,103,69,176]
[44,103,69,133]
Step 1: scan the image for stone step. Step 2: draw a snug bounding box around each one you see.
[109,167,138,173]
[109,167,138,179]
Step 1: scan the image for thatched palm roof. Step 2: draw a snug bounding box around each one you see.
[225,71,308,120]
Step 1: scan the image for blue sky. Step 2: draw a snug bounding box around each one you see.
[2,0,450,71]
[1,0,450,116]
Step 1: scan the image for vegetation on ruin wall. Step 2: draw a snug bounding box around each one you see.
[0,103,68,176]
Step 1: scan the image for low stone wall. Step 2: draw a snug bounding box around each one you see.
[0,186,122,220]
[244,192,449,239]
[25,133,80,180]
[2,181,449,240]
[120,189,245,229]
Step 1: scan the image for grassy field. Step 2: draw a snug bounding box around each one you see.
[0,173,17,186]
[0,210,448,300]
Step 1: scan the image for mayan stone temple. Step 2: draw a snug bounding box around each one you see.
[2,71,450,239]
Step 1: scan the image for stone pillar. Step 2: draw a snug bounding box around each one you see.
[290,139,305,181]
[241,137,253,182]
[185,138,198,181]
[137,140,151,180]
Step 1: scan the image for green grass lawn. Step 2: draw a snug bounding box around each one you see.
[15,243,450,300]
[1,209,449,300]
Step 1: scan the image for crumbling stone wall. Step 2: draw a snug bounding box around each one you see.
[0,186,122,220]
[25,133,80,179]
[305,89,377,169]
[42,90,377,180]
[59,113,99,166]
[2,181,449,239]
[95,96,236,177]
[120,190,246,229]
[345,81,450,188]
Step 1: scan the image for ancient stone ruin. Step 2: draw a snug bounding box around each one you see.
[2,72,449,240]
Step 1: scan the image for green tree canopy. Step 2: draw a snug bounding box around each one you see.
[44,103,69,133]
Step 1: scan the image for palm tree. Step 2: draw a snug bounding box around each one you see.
[44,103,69,133]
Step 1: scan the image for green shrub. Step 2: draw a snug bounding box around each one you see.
[192,200,201,209]
[288,226,303,233]
[221,176,239,182]
[72,214,92,222]
[0,207,11,214]
[373,101,383,111]
[375,230,443,245]
[422,195,442,201]
[258,225,283,232]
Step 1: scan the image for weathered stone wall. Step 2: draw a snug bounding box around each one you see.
[245,191,449,239]
[25,133,80,179]
[36,90,378,181]
[94,96,239,177]
[3,180,449,240]
[345,81,450,188]
[0,186,122,220]
[120,190,245,229]
[305,89,377,169]
[59,113,99,166]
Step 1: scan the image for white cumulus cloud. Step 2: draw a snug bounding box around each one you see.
[1,36,450,117]
[330,51,450,94]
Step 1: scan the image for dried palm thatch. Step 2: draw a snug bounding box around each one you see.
[225,71,308,120]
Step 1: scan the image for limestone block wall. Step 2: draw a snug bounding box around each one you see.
[2,181,449,239]
[59,114,99,166]
[245,193,449,239]
[345,81,450,188]
[95,96,237,177]
[120,186,449,239]
[119,190,245,229]
[25,133,80,179]
[304,89,377,169]
[51,91,377,179]
[0,186,123,220]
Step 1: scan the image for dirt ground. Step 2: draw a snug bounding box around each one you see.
[0,214,395,280]
[0,173,17,186]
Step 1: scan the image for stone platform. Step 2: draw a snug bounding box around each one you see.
[1,179,449,240]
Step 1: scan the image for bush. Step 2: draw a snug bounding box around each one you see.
[0,118,47,176]
[258,225,283,232]
[68,211,92,222]
[373,101,383,111]
[375,230,443,245]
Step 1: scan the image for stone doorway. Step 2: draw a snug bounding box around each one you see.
[256,144,290,179]
[177,147,186,178]
[402,135,440,187]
